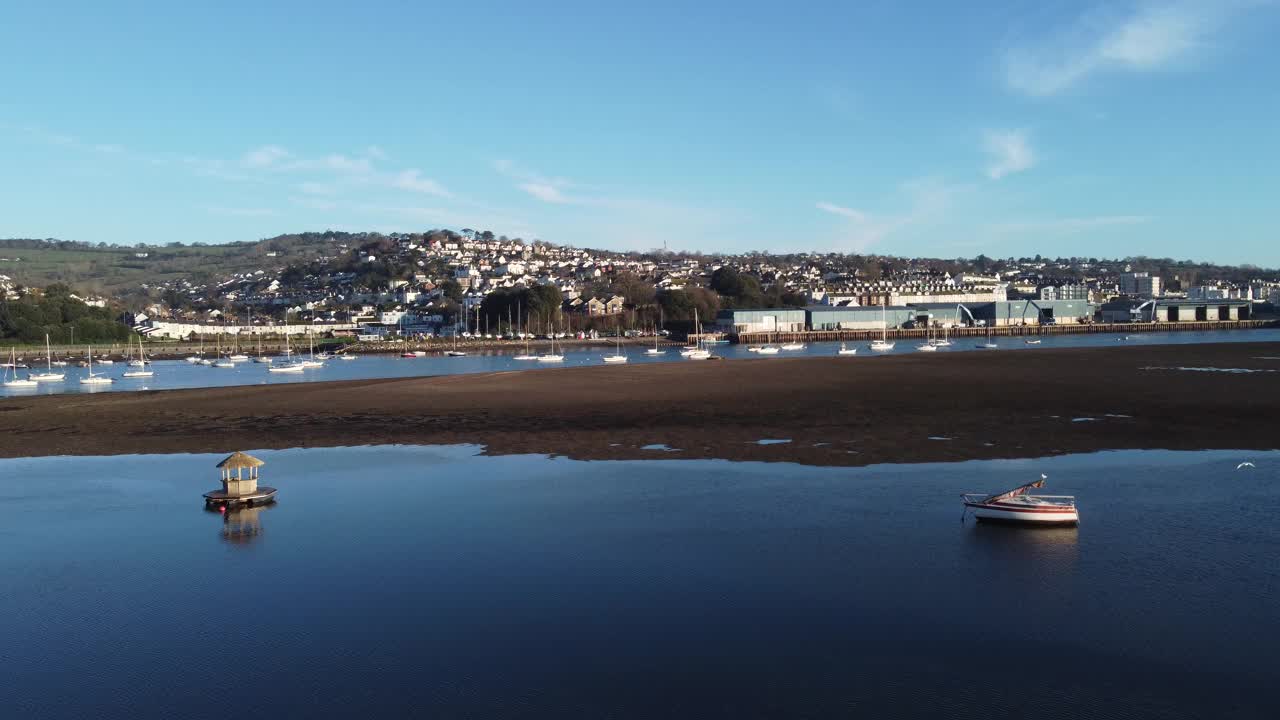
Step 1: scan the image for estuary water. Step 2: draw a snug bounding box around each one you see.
[3,327,1279,397]
[1,446,1276,718]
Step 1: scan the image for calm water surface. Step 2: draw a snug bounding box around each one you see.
[4,328,1279,397]
[2,447,1277,718]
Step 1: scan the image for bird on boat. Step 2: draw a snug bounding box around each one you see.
[1236,462,1256,470]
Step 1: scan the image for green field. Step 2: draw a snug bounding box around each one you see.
[0,236,339,294]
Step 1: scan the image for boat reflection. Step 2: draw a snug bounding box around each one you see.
[963,522,1080,582]
[205,502,274,546]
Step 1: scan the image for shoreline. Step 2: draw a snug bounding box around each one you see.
[2,321,1274,361]
[2,341,1278,465]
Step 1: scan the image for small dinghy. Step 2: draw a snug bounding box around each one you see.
[962,474,1078,526]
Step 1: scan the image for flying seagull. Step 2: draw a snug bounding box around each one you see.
[1237,462,1256,470]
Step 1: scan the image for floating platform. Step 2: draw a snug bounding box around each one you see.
[203,486,278,506]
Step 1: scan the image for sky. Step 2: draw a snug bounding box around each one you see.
[2,1,1278,265]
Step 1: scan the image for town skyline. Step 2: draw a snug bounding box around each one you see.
[4,2,1280,265]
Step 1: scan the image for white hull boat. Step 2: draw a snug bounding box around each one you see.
[513,354,538,361]
[686,350,712,360]
[122,370,154,378]
[963,475,1078,526]
[537,354,565,363]
[916,343,938,352]
[3,348,36,386]
[31,335,65,381]
[780,342,805,351]
[337,354,357,360]
[213,361,236,368]
[756,346,781,355]
[79,347,114,385]
[602,355,628,363]
[837,343,857,356]
[869,340,895,351]
[445,351,467,357]
[268,363,305,373]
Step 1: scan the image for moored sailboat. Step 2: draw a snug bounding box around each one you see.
[869,304,895,351]
[3,348,37,387]
[30,334,66,382]
[79,346,115,385]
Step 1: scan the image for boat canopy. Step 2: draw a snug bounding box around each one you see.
[982,474,1047,504]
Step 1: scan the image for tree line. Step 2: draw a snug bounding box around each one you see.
[0,284,131,345]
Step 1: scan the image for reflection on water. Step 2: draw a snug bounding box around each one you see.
[205,502,273,545]
[0,447,1276,719]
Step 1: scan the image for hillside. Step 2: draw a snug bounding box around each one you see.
[0,235,345,295]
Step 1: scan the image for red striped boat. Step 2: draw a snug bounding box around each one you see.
[962,474,1078,526]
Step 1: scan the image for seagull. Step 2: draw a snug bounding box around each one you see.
[1236,462,1256,470]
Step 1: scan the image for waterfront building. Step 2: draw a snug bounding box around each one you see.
[715,309,807,334]
[805,306,917,331]
[1099,298,1251,322]
[1119,272,1163,298]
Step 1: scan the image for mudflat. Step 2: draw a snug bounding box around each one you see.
[2,342,1277,465]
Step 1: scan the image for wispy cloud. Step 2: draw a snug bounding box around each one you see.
[518,182,572,204]
[242,145,290,168]
[983,129,1036,179]
[1003,3,1248,96]
[391,169,453,198]
[816,177,969,251]
[987,215,1151,234]
[494,159,579,204]
[815,202,867,221]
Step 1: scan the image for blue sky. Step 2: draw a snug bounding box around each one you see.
[2,1,1278,264]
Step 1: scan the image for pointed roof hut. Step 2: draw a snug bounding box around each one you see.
[204,451,277,506]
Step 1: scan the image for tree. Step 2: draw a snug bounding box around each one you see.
[440,279,464,303]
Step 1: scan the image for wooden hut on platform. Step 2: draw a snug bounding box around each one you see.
[204,451,277,506]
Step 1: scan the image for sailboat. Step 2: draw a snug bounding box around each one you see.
[300,329,325,367]
[3,348,37,387]
[931,325,953,347]
[514,310,538,360]
[977,324,998,349]
[685,309,712,360]
[79,346,115,385]
[252,332,273,363]
[644,322,665,356]
[30,334,66,382]
[127,335,149,367]
[213,330,236,367]
[268,334,306,373]
[602,321,627,363]
[869,304,896,351]
[123,336,154,377]
[917,324,938,352]
[537,315,565,363]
